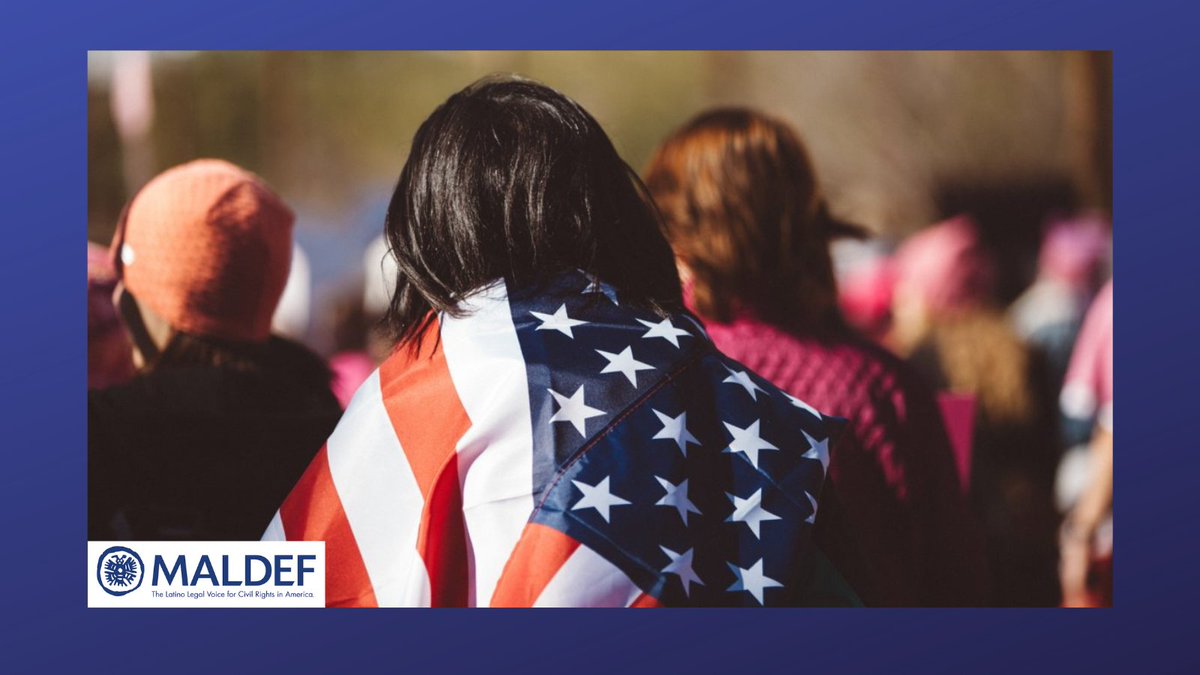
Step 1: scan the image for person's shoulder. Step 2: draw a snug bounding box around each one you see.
[800,331,899,388]
[260,336,340,408]
[829,332,943,413]
[89,368,220,413]
[840,333,908,379]
[87,368,230,456]
[688,342,846,438]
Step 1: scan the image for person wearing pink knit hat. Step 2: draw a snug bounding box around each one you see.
[1010,214,1111,448]
[890,214,998,348]
[89,159,342,541]
[110,158,294,355]
[892,215,1063,606]
[1057,280,1113,607]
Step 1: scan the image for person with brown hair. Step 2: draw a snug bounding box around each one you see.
[645,108,989,606]
[892,215,1062,606]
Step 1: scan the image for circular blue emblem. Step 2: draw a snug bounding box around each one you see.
[96,546,145,596]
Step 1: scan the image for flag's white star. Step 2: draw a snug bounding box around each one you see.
[651,409,701,457]
[579,272,620,304]
[801,429,831,473]
[549,385,606,436]
[596,346,655,387]
[660,546,704,598]
[722,420,778,469]
[637,317,690,347]
[570,476,631,523]
[531,303,587,338]
[726,558,782,605]
[655,476,702,526]
[785,392,822,419]
[722,365,767,401]
[725,489,781,538]
[804,490,819,524]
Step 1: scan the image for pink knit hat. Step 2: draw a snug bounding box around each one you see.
[111,159,294,343]
[1038,213,1110,287]
[893,215,996,314]
[838,254,896,337]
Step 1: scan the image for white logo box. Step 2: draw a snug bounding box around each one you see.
[88,541,325,608]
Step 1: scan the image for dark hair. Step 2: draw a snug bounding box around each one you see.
[645,108,861,336]
[384,76,683,346]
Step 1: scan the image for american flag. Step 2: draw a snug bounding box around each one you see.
[264,270,842,607]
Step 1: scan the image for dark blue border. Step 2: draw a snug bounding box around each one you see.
[2,0,1192,672]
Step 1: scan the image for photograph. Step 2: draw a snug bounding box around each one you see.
[86,50,1113,608]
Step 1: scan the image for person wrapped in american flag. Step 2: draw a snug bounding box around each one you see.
[263,76,856,607]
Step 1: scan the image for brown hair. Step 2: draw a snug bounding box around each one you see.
[928,311,1036,426]
[645,108,858,335]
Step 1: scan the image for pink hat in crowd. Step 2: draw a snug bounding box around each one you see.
[1038,213,1110,288]
[893,214,996,314]
[112,159,294,343]
[836,249,896,339]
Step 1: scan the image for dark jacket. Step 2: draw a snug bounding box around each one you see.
[89,338,342,541]
[908,314,1062,607]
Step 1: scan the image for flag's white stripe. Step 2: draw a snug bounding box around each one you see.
[533,544,644,607]
[261,510,285,541]
[440,280,536,608]
[326,369,430,607]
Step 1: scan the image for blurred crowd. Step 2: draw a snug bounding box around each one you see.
[838,212,1112,607]
[88,75,1112,608]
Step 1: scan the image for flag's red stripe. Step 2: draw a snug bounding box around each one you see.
[628,592,661,608]
[490,523,581,607]
[279,445,378,608]
[379,321,473,607]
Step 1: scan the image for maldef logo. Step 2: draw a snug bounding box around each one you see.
[97,545,144,596]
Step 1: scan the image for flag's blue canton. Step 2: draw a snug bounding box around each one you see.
[508,270,843,606]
